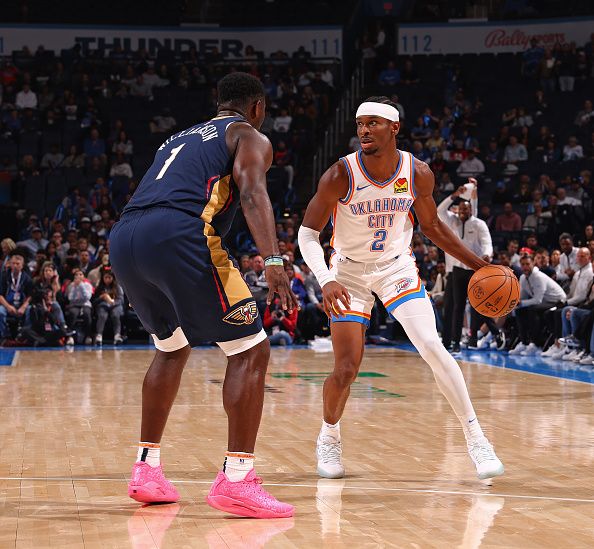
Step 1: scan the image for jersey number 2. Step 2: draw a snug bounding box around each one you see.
[156,143,186,180]
[371,230,387,251]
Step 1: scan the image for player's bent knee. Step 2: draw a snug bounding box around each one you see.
[333,360,360,387]
[217,329,268,357]
[416,337,446,361]
[152,327,190,353]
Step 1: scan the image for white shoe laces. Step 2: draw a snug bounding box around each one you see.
[468,439,497,465]
[318,437,342,464]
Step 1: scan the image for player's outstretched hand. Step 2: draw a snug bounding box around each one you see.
[265,265,300,312]
[322,281,351,318]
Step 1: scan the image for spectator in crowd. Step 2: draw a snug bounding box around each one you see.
[16,83,37,110]
[40,144,64,171]
[456,149,485,178]
[562,136,584,161]
[23,288,74,347]
[298,261,325,340]
[0,252,33,339]
[557,42,577,92]
[495,202,523,232]
[83,128,106,161]
[523,202,552,233]
[244,254,267,313]
[78,249,93,277]
[238,254,251,275]
[400,59,420,85]
[556,277,594,364]
[1,238,17,273]
[93,266,124,345]
[274,140,294,188]
[539,47,557,93]
[65,269,93,345]
[19,227,48,255]
[273,109,292,134]
[63,145,86,169]
[263,296,298,346]
[410,117,431,141]
[556,186,581,206]
[522,38,544,78]
[87,253,109,287]
[378,61,400,87]
[544,248,594,360]
[149,109,176,133]
[284,260,306,309]
[510,254,566,355]
[112,131,133,157]
[109,152,133,178]
[574,99,593,127]
[503,135,528,164]
[556,233,579,289]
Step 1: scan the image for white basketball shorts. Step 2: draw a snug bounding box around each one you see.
[329,252,426,327]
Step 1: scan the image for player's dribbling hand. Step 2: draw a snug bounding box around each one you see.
[322,281,351,318]
[265,265,300,312]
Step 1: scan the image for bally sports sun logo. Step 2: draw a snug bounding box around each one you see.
[223,302,259,325]
[394,177,408,194]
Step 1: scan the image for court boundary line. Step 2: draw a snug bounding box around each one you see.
[1,476,593,504]
[391,343,594,386]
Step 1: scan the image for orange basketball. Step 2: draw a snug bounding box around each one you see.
[467,265,520,318]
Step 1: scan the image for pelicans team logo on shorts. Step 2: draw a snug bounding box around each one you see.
[395,277,414,293]
[394,178,408,194]
[223,301,259,325]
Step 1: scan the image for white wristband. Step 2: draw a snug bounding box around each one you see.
[297,225,336,288]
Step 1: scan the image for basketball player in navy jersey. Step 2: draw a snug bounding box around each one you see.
[110,73,298,518]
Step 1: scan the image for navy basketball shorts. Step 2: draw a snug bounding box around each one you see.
[109,207,265,354]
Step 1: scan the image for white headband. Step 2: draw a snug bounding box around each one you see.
[356,102,399,122]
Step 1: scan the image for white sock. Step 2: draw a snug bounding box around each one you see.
[477,329,486,339]
[320,420,340,440]
[392,299,487,444]
[463,417,485,443]
[137,442,160,467]
[223,452,254,482]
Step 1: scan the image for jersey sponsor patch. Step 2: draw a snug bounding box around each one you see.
[394,178,408,194]
[395,277,414,293]
[223,301,259,325]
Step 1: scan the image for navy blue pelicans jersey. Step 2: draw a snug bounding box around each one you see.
[122,114,244,237]
[110,114,263,346]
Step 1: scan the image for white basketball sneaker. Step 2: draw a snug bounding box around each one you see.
[467,438,504,480]
[508,342,526,355]
[316,433,345,479]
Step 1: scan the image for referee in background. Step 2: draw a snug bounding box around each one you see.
[437,180,493,352]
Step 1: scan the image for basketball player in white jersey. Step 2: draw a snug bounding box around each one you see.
[298,97,505,481]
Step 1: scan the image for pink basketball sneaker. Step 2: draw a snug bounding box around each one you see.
[128,462,180,503]
[206,469,294,518]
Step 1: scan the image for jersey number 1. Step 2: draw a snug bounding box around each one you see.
[156,143,186,180]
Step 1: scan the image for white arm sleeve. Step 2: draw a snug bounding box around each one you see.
[297,225,336,288]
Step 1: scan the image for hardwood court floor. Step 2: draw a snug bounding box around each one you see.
[1,346,594,548]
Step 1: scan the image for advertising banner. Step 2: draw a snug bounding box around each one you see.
[0,24,342,59]
[398,17,593,55]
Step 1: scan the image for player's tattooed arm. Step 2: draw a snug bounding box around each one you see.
[231,123,299,311]
[413,160,490,271]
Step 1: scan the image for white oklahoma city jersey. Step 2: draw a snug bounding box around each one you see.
[331,149,416,263]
